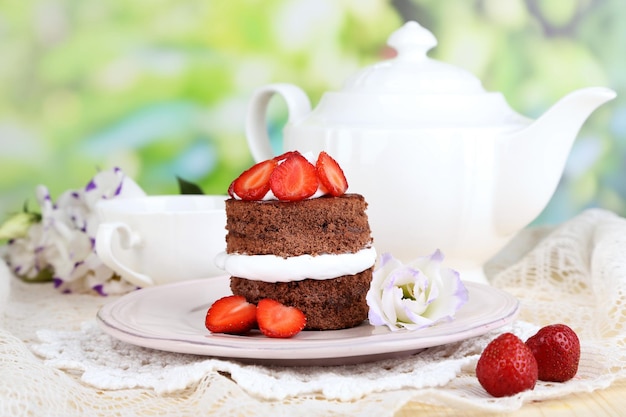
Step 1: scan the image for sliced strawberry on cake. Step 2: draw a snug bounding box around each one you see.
[316,151,348,197]
[229,159,277,200]
[269,152,319,201]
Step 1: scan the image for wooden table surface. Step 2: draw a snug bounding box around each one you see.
[395,379,626,416]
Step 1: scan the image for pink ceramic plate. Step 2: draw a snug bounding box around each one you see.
[97,275,518,365]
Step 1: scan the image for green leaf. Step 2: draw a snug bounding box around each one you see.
[177,176,205,195]
[17,267,54,283]
[0,211,41,240]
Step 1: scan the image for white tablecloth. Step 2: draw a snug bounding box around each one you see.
[1,209,625,416]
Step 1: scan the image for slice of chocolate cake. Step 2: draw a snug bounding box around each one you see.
[225,194,371,257]
[215,151,376,330]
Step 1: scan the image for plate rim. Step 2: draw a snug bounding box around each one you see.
[96,276,519,363]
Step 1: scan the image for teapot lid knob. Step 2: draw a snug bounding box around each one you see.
[339,19,495,96]
[388,21,437,61]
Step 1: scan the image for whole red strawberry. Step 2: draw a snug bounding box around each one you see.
[525,323,580,382]
[476,332,538,397]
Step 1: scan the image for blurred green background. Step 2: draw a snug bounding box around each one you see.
[1,0,624,225]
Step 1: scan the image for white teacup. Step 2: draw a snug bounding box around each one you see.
[95,195,227,287]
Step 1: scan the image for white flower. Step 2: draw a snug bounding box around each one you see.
[3,222,50,281]
[4,168,145,295]
[366,250,468,331]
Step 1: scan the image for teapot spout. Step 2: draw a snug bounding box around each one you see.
[535,87,616,136]
[495,87,616,236]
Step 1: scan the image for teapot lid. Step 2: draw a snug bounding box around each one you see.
[343,21,485,94]
[313,20,529,128]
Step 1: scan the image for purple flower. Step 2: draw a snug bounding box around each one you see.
[2,168,145,295]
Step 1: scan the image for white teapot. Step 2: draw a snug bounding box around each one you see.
[245,21,616,283]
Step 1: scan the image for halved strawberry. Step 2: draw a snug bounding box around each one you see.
[256,298,306,338]
[205,295,257,335]
[316,151,348,197]
[269,152,318,201]
[230,159,277,200]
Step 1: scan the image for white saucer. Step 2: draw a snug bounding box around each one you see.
[96,276,519,366]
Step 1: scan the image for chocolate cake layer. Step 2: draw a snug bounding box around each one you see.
[230,268,373,330]
[225,194,372,257]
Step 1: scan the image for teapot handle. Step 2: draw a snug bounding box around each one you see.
[245,83,311,162]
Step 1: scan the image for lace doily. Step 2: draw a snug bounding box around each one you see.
[2,208,626,416]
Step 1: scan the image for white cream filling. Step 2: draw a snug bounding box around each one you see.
[214,247,377,283]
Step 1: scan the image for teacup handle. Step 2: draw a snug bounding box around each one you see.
[245,83,311,162]
[95,222,155,288]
